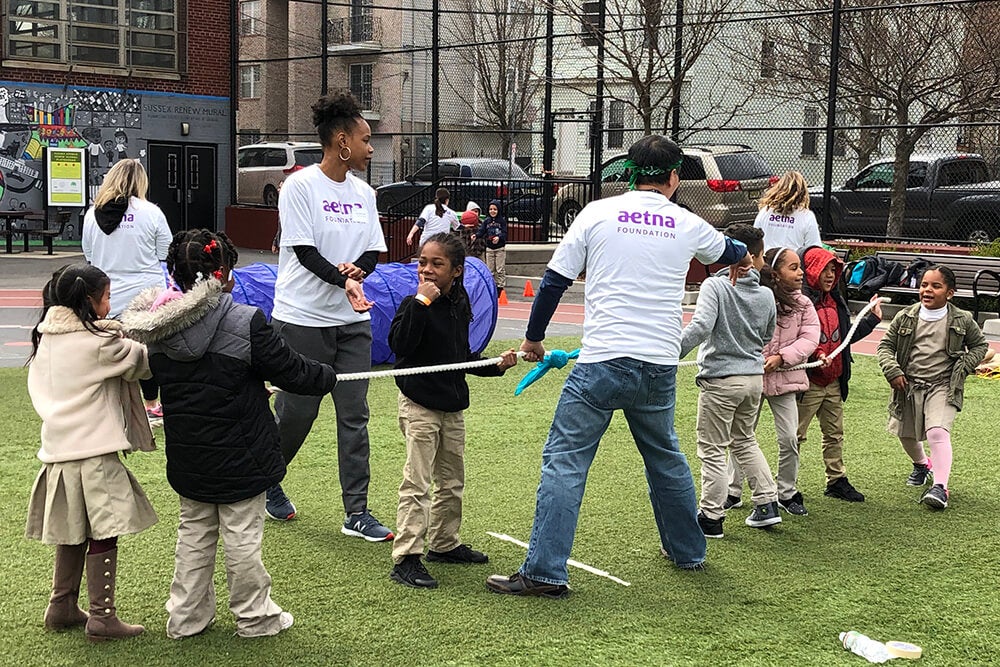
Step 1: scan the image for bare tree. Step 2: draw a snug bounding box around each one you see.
[551,0,744,136]
[744,1,1000,238]
[442,0,544,151]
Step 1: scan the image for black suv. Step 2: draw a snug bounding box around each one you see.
[376,158,545,222]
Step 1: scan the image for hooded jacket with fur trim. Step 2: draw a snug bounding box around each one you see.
[122,281,336,504]
[28,307,153,463]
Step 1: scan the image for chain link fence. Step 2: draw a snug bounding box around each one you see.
[235,0,1000,259]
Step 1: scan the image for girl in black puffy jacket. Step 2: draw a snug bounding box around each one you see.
[122,229,335,639]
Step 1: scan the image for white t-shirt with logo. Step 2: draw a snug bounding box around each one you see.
[417,203,459,245]
[754,207,822,251]
[82,197,172,318]
[548,190,727,365]
[272,165,387,327]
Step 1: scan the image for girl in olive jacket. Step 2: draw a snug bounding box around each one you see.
[876,265,987,510]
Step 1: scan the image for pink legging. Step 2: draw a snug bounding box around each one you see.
[901,427,952,489]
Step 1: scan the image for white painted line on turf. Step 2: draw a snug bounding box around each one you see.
[486,531,631,587]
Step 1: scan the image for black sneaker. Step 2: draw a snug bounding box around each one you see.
[921,484,949,510]
[265,484,296,521]
[824,476,865,502]
[745,501,783,528]
[426,544,489,564]
[907,463,932,487]
[778,491,809,516]
[390,555,439,589]
[723,495,743,510]
[697,511,724,539]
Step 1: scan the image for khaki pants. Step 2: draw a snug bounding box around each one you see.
[166,493,284,639]
[485,247,506,291]
[729,392,801,500]
[796,381,846,483]
[392,393,466,563]
[696,376,777,520]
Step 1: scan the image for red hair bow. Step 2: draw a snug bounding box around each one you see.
[204,239,218,254]
[213,269,224,281]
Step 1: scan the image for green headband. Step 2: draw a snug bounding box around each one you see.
[624,158,684,190]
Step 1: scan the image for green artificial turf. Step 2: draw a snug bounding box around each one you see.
[1,337,999,666]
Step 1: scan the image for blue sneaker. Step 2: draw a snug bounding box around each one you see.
[341,510,394,542]
[265,484,296,521]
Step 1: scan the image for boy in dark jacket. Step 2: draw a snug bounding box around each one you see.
[797,245,882,502]
[475,199,508,296]
[122,230,336,639]
[387,232,517,589]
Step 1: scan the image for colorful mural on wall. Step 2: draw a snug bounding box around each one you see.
[0,84,146,216]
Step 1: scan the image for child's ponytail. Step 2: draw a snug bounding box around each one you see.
[28,264,111,363]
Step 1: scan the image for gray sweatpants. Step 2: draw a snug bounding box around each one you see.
[272,319,373,515]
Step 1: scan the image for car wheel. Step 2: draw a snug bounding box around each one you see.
[557,201,582,232]
[966,217,997,245]
[263,185,279,208]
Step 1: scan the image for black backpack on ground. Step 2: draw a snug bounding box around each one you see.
[844,255,905,299]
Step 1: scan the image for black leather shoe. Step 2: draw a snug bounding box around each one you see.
[390,555,438,589]
[485,572,569,599]
[426,544,488,564]
[824,476,865,502]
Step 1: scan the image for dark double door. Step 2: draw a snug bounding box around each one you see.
[147,143,217,235]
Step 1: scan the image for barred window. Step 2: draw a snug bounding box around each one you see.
[350,62,373,109]
[5,0,181,71]
[802,107,819,157]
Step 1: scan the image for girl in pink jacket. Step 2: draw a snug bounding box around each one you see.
[726,247,820,516]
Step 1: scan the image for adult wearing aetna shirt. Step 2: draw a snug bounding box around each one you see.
[753,171,822,251]
[486,135,753,598]
[267,92,393,543]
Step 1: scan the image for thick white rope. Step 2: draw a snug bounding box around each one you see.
[330,297,881,382]
[677,296,882,371]
[336,351,526,382]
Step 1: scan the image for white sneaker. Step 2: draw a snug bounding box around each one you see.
[278,611,294,632]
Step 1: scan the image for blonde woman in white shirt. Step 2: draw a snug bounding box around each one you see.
[82,158,171,421]
[753,171,822,251]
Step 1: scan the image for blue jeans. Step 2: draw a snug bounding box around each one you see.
[520,358,706,585]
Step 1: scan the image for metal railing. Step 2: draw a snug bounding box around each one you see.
[326,14,382,45]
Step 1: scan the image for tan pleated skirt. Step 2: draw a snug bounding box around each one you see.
[888,380,957,441]
[25,452,158,545]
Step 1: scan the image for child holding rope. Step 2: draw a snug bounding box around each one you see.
[727,247,819,516]
[26,264,157,642]
[797,245,882,503]
[876,265,987,510]
[122,229,336,638]
[388,232,518,589]
[680,224,780,537]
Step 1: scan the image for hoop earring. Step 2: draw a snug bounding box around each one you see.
[339,146,352,162]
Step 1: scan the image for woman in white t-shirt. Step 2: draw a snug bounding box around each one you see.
[406,187,459,247]
[82,158,172,419]
[753,171,822,251]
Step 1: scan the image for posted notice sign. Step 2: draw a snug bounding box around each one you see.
[46,148,86,207]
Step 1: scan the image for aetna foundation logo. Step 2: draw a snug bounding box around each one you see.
[322,201,364,214]
[617,210,675,227]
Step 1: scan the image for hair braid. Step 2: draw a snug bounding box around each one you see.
[165,228,235,292]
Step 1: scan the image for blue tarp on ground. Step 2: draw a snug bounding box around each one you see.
[223,258,498,365]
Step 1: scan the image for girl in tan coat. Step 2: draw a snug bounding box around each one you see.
[25,264,157,642]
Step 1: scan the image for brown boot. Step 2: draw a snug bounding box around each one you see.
[84,548,144,642]
[44,543,89,631]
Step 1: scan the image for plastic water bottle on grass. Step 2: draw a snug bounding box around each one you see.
[840,631,893,663]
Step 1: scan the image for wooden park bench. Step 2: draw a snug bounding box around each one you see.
[871,250,1000,321]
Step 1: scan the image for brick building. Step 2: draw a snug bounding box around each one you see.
[1,0,233,234]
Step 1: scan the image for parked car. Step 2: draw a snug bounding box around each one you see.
[551,145,777,231]
[236,142,323,207]
[376,158,546,222]
[810,153,1000,243]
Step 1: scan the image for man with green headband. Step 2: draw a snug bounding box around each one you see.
[487,135,752,598]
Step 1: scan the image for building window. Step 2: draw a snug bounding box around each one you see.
[239,129,261,146]
[802,107,819,157]
[240,64,261,99]
[607,100,625,149]
[240,0,261,36]
[6,0,180,71]
[760,39,775,78]
[350,0,373,42]
[350,63,374,109]
[580,0,601,47]
[807,42,823,70]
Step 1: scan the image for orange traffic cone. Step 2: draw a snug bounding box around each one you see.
[498,289,508,305]
[523,280,535,298]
